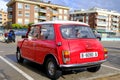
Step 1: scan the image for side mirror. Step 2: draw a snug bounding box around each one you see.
[21,35,26,38]
[95,34,101,41]
[96,37,101,41]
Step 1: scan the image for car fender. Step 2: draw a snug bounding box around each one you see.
[44,53,59,66]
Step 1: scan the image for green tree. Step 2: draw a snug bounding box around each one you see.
[12,24,22,29]
[11,23,34,29]
[28,22,34,27]
[23,25,28,29]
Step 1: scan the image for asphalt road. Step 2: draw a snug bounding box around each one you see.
[0,41,120,80]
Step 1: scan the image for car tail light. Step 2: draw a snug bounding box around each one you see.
[62,50,70,64]
[104,48,108,58]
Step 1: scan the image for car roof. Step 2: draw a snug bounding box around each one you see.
[33,21,89,26]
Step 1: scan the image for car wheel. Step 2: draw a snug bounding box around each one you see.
[45,58,59,79]
[16,49,24,63]
[87,65,101,72]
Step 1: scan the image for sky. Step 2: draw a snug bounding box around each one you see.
[1,0,120,12]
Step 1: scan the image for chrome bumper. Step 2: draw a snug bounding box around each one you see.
[60,60,106,68]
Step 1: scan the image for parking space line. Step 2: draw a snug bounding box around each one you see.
[0,56,34,80]
[102,64,120,71]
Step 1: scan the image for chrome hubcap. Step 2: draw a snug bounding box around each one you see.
[48,61,55,76]
[17,52,20,60]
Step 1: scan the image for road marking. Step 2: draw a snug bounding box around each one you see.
[0,56,34,80]
[102,64,120,71]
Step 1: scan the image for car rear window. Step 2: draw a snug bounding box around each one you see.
[60,25,96,39]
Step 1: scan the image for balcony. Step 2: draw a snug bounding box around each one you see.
[8,15,12,19]
[96,27,106,31]
[75,16,83,19]
[97,21,107,26]
[112,18,119,22]
[97,16,107,20]
[34,9,39,12]
[0,19,2,22]
[52,17,58,21]
[0,17,2,20]
[8,8,13,12]
[112,27,118,30]
[0,16,2,18]
[112,23,118,26]
[52,10,58,15]
[0,24,2,26]
[39,8,46,13]
[38,16,46,20]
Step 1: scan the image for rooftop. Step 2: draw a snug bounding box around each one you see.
[7,0,69,9]
[71,7,120,16]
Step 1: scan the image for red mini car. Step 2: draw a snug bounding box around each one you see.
[16,21,108,79]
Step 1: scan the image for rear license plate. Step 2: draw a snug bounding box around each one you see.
[80,52,98,59]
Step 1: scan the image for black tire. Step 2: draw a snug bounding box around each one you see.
[87,65,101,72]
[16,49,24,63]
[45,58,60,79]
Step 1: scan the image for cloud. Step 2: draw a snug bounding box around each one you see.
[2,0,9,2]
[1,0,120,12]
[45,0,120,12]
[0,0,8,11]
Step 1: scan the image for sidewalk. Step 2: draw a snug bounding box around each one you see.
[0,72,8,80]
[94,73,120,80]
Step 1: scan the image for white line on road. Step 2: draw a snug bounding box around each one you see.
[0,56,34,80]
[102,64,120,71]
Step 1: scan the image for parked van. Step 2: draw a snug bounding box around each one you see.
[16,21,108,79]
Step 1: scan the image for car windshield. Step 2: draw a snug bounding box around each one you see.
[60,25,96,39]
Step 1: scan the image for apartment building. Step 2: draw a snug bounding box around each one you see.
[7,0,69,26]
[70,7,120,35]
[0,9,8,27]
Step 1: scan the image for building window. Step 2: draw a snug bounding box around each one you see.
[25,11,30,17]
[8,22,12,26]
[59,15,62,20]
[34,20,38,23]
[18,11,22,16]
[34,6,39,12]
[86,16,89,24]
[64,16,68,20]
[18,3,23,9]
[25,19,29,24]
[34,13,38,18]
[18,18,23,24]
[25,4,30,10]
[64,10,68,14]
[52,16,58,21]
[59,9,63,14]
